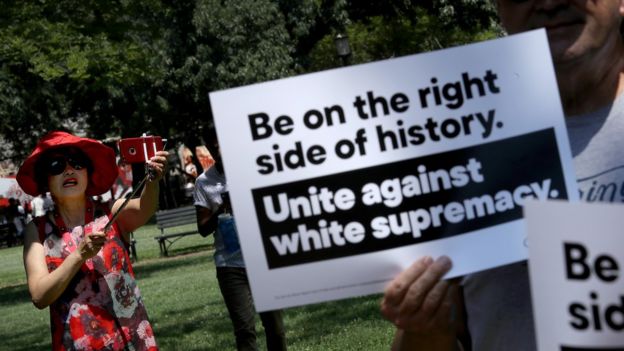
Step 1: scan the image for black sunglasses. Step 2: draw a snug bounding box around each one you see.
[46,155,88,176]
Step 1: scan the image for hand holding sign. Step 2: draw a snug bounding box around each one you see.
[380,256,455,332]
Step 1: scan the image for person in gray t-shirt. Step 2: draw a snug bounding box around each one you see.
[194,126,287,351]
[381,2,624,350]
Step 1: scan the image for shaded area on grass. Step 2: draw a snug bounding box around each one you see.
[285,294,391,347]
[0,323,51,351]
[165,243,213,258]
[133,250,211,279]
[0,242,393,350]
[0,283,31,307]
[0,284,51,351]
[152,305,236,351]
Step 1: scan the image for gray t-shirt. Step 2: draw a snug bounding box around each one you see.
[462,93,624,350]
[193,167,245,268]
[569,94,624,202]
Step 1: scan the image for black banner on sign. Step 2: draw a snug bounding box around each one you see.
[252,128,568,269]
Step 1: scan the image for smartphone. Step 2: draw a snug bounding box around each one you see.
[118,136,164,164]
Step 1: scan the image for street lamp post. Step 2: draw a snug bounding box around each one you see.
[334,33,351,66]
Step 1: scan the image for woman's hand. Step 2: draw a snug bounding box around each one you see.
[147,150,169,182]
[76,231,106,260]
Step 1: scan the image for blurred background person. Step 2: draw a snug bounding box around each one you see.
[194,126,287,351]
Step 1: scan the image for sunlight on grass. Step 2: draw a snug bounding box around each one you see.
[0,245,25,287]
[0,222,393,350]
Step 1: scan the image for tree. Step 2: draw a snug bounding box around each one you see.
[308,1,500,71]
[0,0,499,165]
[0,0,168,161]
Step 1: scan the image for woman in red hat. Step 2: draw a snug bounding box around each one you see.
[18,131,168,350]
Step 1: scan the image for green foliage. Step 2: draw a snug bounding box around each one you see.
[0,0,168,158]
[308,2,500,71]
[193,0,295,88]
[0,0,499,163]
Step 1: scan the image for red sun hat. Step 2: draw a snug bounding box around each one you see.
[17,131,117,196]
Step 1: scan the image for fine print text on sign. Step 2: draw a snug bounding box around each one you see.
[209,29,578,312]
[525,201,624,351]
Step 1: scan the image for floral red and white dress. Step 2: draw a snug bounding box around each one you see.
[36,204,158,351]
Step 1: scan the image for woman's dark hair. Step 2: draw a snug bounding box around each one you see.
[34,147,94,194]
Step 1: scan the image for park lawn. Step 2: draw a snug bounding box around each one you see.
[0,222,394,350]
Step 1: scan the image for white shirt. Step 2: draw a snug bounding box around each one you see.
[31,196,45,217]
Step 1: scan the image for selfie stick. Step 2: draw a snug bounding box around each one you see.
[103,173,150,233]
[103,136,165,233]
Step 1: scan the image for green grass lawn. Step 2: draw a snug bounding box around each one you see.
[0,222,394,350]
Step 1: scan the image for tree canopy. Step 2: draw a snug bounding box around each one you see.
[0,0,499,169]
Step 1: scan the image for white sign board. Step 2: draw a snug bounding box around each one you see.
[209,30,578,311]
[525,200,624,351]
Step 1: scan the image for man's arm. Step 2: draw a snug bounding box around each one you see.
[195,205,219,237]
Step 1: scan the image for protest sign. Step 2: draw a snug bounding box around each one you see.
[209,29,578,311]
[525,200,624,351]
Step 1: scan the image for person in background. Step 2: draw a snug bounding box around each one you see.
[381,1,624,350]
[195,145,215,171]
[43,192,54,213]
[194,126,287,351]
[18,131,168,350]
[7,198,25,242]
[181,146,198,181]
[179,147,198,202]
[31,193,46,218]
